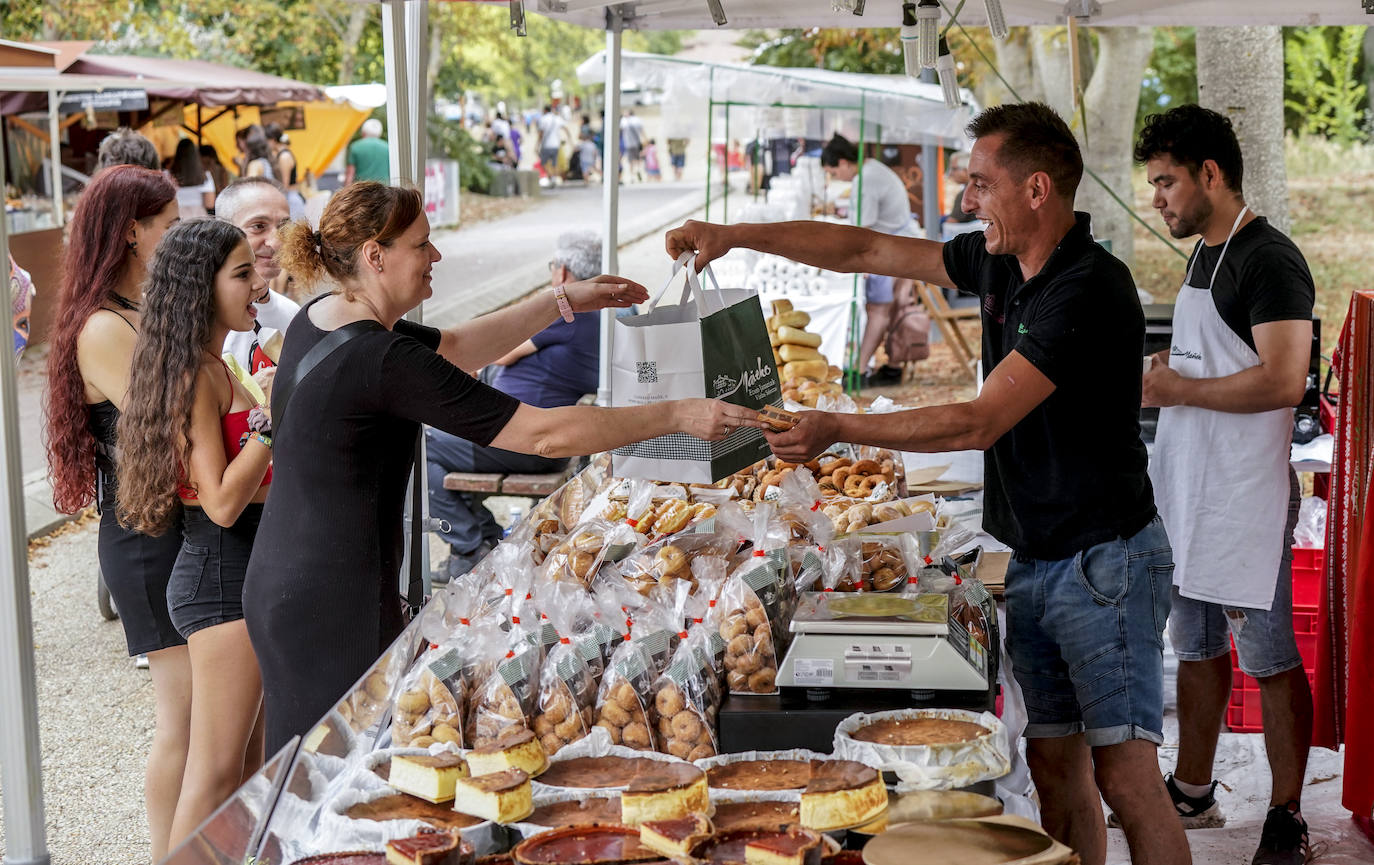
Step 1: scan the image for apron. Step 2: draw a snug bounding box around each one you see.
[1150,207,1293,611]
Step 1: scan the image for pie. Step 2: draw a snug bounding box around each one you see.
[524,796,622,829]
[467,728,548,778]
[639,814,712,857]
[389,753,469,803]
[711,801,801,833]
[849,717,988,747]
[619,762,709,826]
[345,794,486,831]
[511,824,663,864]
[706,759,811,791]
[452,768,533,824]
[536,756,659,789]
[289,855,386,865]
[798,759,886,831]
[385,828,471,865]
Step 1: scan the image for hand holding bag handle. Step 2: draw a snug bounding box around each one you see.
[646,252,725,316]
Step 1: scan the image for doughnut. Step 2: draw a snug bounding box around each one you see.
[554,713,583,740]
[428,677,459,716]
[612,681,639,709]
[745,606,768,630]
[541,733,565,755]
[748,668,776,692]
[733,651,762,675]
[687,744,716,762]
[622,721,652,749]
[727,670,748,692]
[533,714,555,737]
[431,723,461,745]
[601,702,632,727]
[667,738,694,759]
[543,692,571,725]
[754,629,773,657]
[396,690,430,715]
[655,545,687,577]
[726,634,753,657]
[721,615,749,641]
[658,715,674,742]
[655,686,685,718]
[595,718,621,745]
[671,711,703,742]
[851,459,881,476]
[395,706,424,725]
[410,735,437,748]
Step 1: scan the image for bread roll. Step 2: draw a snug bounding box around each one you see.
[782,360,829,382]
[777,326,822,348]
[771,299,794,315]
[769,310,811,330]
[779,344,824,363]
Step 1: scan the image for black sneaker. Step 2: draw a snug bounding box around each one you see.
[432,541,494,585]
[860,365,904,388]
[1252,802,1311,865]
[1107,772,1225,830]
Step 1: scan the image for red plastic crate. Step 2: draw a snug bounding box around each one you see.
[1224,598,1320,733]
[1226,670,1316,734]
[1291,545,1324,609]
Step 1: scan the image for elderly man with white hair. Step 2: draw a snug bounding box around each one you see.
[346,118,391,185]
[425,230,606,580]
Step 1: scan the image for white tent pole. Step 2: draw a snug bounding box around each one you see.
[596,9,623,407]
[47,91,64,226]
[0,130,52,865]
[382,0,417,186]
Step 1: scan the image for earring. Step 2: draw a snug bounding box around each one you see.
[128,241,138,253]
[376,264,383,274]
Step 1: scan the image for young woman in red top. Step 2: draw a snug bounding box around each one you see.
[116,218,272,849]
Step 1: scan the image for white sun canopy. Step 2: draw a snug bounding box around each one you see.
[534,0,1373,31]
[576,50,977,146]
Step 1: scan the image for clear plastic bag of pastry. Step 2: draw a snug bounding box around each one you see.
[541,518,637,590]
[854,534,915,593]
[615,530,736,597]
[467,615,543,749]
[818,537,864,592]
[718,507,789,695]
[592,633,660,751]
[628,588,678,676]
[690,554,731,674]
[389,642,466,749]
[651,614,721,762]
[777,467,835,546]
[531,582,599,756]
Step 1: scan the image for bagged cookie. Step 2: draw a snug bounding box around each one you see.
[592,633,659,751]
[651,591,721,762]
[531,582,599,756]
[542,519,637,590]
[389,643,465,749]
[777,468,835,546]
[467,597,543,748]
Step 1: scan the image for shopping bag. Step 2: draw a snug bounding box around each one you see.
[611,253,783,484]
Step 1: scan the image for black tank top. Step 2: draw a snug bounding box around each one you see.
[279,148,298,186]
[88,400,120,501]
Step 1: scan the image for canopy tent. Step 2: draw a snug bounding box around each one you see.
[531,0,1374,30]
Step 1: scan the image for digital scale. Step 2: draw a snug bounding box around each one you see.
[778,591,993,693]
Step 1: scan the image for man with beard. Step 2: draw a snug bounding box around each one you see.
[1135,105,1315,865]
[214,177,301,383]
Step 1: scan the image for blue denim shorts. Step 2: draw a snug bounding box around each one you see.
[865,274,895,304]
[1168,472,1304,679]
[1004,516,1174,747]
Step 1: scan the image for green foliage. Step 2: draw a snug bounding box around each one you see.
[1136,28,1197,135]
[1283,26,1369,144]
[428,116,493,194]
[743,26,991,90]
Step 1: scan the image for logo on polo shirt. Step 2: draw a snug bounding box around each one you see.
[1017,323,1029,335]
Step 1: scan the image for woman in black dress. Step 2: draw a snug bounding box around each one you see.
[244,182,761,751]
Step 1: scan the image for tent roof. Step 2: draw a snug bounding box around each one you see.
[64,53,324,106]
[577,49,976,145]
[531,0,1374,30]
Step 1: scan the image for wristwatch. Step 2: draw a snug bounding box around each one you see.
[553,284,575,323]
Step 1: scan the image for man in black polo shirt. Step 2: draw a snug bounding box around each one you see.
[665,103,1189,865]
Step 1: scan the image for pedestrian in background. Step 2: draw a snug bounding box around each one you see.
[96,127,161,173]
[346,118,391,185]
[170,138,215,219]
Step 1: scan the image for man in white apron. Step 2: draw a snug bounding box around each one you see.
[670,102,1191,865]
[1136,105,1316,865]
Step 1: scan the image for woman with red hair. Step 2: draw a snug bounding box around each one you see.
[43,164,188,862]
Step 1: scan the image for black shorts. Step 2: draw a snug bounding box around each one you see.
[98,489,186,656]
[168,504,263,639]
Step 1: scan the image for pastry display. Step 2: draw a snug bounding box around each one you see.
[344,794,486,831]
[798,759,886,831]
[535,755,660,790]
[711,801,802,833]
[691,828,821,865]
[452,769,534,824]
[524,795,622,829]
[466,728,548,778]
[385,828,472,865]
[593,653,657,752]
[850,717,989,747]
[743,828,823,865]
[619,762,709,826]
[639,813,712,858]
[651,681,716,762]
[388,752,469,804]
[705,759,812,791]
[392,668,464,749]
[719,587,778,695]
[510,824,662,865]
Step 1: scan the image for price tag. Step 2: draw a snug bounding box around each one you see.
[793,658,835,686]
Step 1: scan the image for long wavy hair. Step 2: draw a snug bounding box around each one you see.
[45,165,176,514]
[116,219,247,535]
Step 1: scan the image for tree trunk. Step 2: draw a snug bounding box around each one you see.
[427,15,444,113]
[337,4,370,85]
[1030,27,1076,122]
[986,28,1039,108]
[1196,27,1290,236]
[1076,27,1153,265]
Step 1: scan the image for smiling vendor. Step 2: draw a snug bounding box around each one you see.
[665,102,1189,865]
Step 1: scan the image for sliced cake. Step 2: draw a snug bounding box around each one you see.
[465,728,548,778]
[744,828,822,865]
[639,814,712,858]
[385,828,470,865]
[798,759,886,831]
[452,768,533,824]
[389,753,469,804]
[620,762,709,826]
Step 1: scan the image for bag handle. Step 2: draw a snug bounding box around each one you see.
[646,252,725,315]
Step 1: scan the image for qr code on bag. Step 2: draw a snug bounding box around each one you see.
[637,361,658,384]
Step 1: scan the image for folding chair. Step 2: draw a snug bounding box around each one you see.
[917,281,981,378]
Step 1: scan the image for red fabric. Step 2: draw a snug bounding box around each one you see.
[1320,290,1374,818]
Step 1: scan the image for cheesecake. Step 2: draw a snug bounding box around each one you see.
[798,759,886,831]
[706,759,811,791]
[524,796,622,829]
[385,828,471,865]
[744,828,822,865]
[535,756,657,790]
[849,717,988,747]
[452,768,533,824]
[466,728,548,779]
[345,794,486,831]
[390,753,470,804]
[639,814,712,857]
[619,762,709,826]
[711,801,801,833]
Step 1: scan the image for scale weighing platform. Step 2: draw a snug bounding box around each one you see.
[717,589,1001,754]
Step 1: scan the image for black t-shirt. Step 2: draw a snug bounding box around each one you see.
[941,213,1156,560]
[1184,216,1314,351]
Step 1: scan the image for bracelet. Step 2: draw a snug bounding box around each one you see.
[240,431,273,450]
[552,283,575,323]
